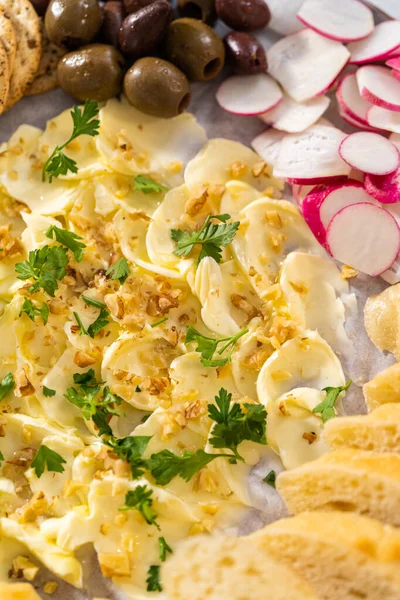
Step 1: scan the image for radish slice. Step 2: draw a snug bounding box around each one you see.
[348,21,400,64]
[336,73,372,126]
[216,74,283,116]
[365,167,400,204]
[259,93,330,133]
[387,57,400,71]
[292,184,315,206]
[297,0,374,43]
[339,132,400,175]
[327,203,400,276]
[390,133,400,150]
[392,69,400,83]
[273,124,351,181]
[267,29,350,103]
[367,105,400,134]
[356,66,400,112]
[267,0,306,36]
[251,129,285,168]
[339,108,383,132]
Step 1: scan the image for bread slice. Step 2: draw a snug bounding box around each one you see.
[364,284,400,360]
[364,362,400,411]
[251,511,400,600]
[324,403,400,452]
[162,534,319,600]
[276,448,400,525]
[0,583,41,599]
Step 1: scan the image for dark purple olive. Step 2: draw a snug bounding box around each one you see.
[118,0,173,57]
[30,0,51,16]
[177,0,216,24]
[123,0,158,12]
[101,1,125,46]
[224,31,267,74]
[216,0,270,31]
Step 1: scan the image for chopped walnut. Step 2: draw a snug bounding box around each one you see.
[242,347,271,371]
[184,399,206,420]
[184,185,208,216]
[341,265,359,280]
[17,491,49,523]
[230,161,248,179]
[8,447,35,468]
[14,369,35,397]
[252,161,268,177]
[146,291,179,317]
[142,377,169,396]
[230,294,260,320]
[278,401,290,416]
[265,211,283,229]
[302,431,318,445]
[0,225,23,259]
[10,556,39,581]
[105,293,125,319]
[73,351,96,368]
[49,299,68,315]
[268,315,297,348]
[208,184,226,200]
[269,231,286,254]
[99,552,131,578]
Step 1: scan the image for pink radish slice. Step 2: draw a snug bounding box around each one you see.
[339,132,400,175]
[267,0,305,36]
[251,129,285,168]
[336,73,372,127]
[356,66,400,112]
[390,133,400,150]
[392,70,400,83]
[292,184,315,205]
[259,93,330,133]
[267,29,350,103]
[339,108,384,133]
[387,57,400,71]
[296,0,374,43]
[348,21,400,64]
[365,168,400,204]
[327,203,400,276]
[216,74,283,116]
[273,124,351,181]
[367,105,400,134]
[288,175,348,185]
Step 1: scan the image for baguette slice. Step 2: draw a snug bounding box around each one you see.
[277,448,400,525]
[0,583,41,599]
[363,363,400,410]
[162,534,319,600]
[251,511,400,600]
[324,403,400,452]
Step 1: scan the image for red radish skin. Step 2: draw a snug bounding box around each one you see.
[327,203,400,276]
[292,184,315,206]
[287,176,348,185]
[338,108,384,133]
[367,105,400,134]
[296,0,374,43]
[356,66,400,113]
[390,133,400,150]
[365,168,400,204]
[387,57,400,72]
[338,132,400,175]
[348,21,400,64]
[336,73,372,127]
[216,74,283,116]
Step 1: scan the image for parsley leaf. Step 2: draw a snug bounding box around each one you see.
[42,100,100,183]
[15,246,68,297]
[158,537,172,562]
[185,326,248,367]
[171,214,239,264]
[106,435,151,479]
[263,470,276,488]
[19,297,49,325]
[31,445,66,478]
[313,381,352,423]
[146,565,162,592]
[147,449,231,486]
[0,373,14,402]
[134,175,168,195]
[208,389,267,462]
[73,312,87,336]
[0,451,3,465]
[87,307,110,338]
[106,257,130,285]
[43,386,56,398]
[46,226,86,262]
[120,485,160,529]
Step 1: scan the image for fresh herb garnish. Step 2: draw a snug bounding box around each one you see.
[208,389,267,463]
[106,257,130,285]
[43,386,56,398]
[45,226,86,262]
[263,470,276,488]
[0,373,15,402]
[146,565,162,592]
[74,302,110,338]
[31,445,66,478]
[120,485,160,529]
[73,312,87,336]
[82,295,107,309]
[171,213,239,264]
[19,297,49,325]
[135,386,142,393]
[147,448,230,486]
[15,246,68,297]
[0,451,4,465]
[185,326,248,367]
[150,316,168,328]
[106,435,151,479]
[313,381,352,423]
[42,100,100,183]
[158,537,172,562]
[134,175,168,195]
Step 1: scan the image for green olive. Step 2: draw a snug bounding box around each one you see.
[57,44,124,102]
[124,57,191,118]
[45,0,103,48]
[161,18,225,82]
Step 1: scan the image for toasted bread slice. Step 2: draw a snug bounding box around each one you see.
[277,448,400,525]
[0,583,41,599]
[0,36,8,114]
[25,20,66,97]
[162,534,319,600]
[324,404,400,452]
[252,511,400,600]
[364,363,400,411]
[0,6,15,74]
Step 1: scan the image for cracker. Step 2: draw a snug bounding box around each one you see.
[0,40,9,114]
[25,20,66,96]
[0,0,41,109]
[0,6,16,74]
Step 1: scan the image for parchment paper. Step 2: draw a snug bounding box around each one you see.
[0,4,398,598]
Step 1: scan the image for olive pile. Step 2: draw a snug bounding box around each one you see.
[32,0,271,118]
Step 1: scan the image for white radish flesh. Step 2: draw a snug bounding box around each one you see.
[327,203,400,276]
[336,73,372,126]
[390,133,400,150]
[387,57,400,71]
[392,70,400,83]
[297,0,374,42]
[259,93,330,133]
[367,105,400,134]
[251,129,285,168]
[273,124,351,181]
[348,21,400,64]
[365,168,400,204]
[216,74,283,116]
[267,0,305,35]
[339,132,400,175]
[356,66,400,112]
[267,29,350,103]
